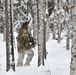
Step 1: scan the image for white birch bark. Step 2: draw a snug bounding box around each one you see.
[70,1,76,74]
[37,0,46,66]
[30,0,49,42]
[70,32,76,75]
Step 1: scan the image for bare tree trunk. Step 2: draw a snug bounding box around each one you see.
[37,0,46,66]
[57,2,61,43]
[66,0,70,50]
[70,1,76,75]
[53,11,56,40]
[46,0,50,41]
[45,15,50,41]
[5,0,11,71]
[58,25,61,43]
[37,0,41,66]
[2,0,6,41]
[57,24,61,43]
[44,20,47,59]
[10,0,15,71]
[70,36,76,75]
[5,0,15,71]
[66,22,70,50]
[53,23,56,39]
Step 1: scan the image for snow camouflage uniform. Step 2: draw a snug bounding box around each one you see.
[17,22,34,66]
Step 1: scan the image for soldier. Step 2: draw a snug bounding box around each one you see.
[17,22,34,66]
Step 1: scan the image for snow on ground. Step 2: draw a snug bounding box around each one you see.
[0,41,6,73]
[0,33,71,75]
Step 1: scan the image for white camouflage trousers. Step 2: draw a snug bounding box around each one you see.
[17,48,34,66]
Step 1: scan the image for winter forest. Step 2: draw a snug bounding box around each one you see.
[0,0,76,75]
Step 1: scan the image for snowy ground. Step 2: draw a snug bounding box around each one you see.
[0,33,71,75]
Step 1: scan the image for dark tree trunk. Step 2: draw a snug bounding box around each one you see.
[44,21,47,59]
[37,0,41,67]
[5,0,15,71]
[10,0,15,71]
[5,0,10,71]
[66,0,70,50]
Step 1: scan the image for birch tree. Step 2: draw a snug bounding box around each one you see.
[57,8,62,43]
[70,28,76,75]
[70,7,76,75]
[70,0,76,74]
[57,1,64,43]
[51,7,57,39]
[62,1,70,50]
[66,0,76,50]
[37,0,46,66]
[45,0,51,41]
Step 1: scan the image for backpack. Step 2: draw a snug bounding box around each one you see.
[29,34,36,48]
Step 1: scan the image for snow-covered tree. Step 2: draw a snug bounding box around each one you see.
[48,0,55,16]
[49,4,66,42]
[28,0,38,40]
